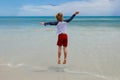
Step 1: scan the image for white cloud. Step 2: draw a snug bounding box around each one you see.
[17,0,115,16]
[110,0,120,15]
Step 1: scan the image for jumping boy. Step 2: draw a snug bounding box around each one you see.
[40,11,79,64]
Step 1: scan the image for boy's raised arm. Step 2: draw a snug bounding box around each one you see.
[64,11,79,23]
[40,11,79,26]
[40,21,58,26]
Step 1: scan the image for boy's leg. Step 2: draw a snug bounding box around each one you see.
[58,46,62,64]
[63,47,67,64]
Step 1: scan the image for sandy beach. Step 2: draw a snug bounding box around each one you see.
[0,16,120,80]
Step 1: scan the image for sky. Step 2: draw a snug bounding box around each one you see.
[0,0,120,16]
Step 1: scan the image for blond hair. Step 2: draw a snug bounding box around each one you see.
[56,12,63,21]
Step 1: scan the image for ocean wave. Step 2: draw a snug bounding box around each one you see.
[0,63,24,68]
[0,28,55,32]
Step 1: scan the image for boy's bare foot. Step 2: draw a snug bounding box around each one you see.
[63,59,66,64]
[58,59,61,64]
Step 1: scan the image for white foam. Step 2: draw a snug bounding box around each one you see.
[64,69,111,80]
[31,66,48,72]
[0,63,24,68]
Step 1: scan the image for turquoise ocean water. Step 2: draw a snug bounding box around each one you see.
[0,16,120,29]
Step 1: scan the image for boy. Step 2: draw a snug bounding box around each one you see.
[40,11,79,64]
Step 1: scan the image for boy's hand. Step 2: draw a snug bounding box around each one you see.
[75,11,79,15]
[40,22,45,25]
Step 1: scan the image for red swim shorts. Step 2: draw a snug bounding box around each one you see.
[57,33,68,47]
